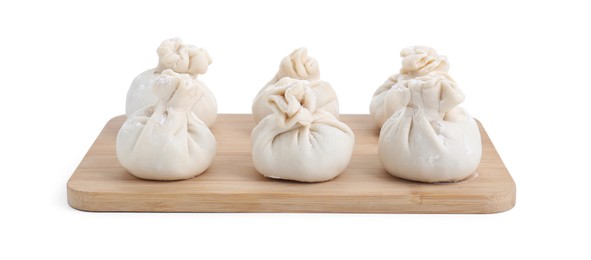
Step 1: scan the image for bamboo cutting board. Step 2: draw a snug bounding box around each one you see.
[67,114,515,213]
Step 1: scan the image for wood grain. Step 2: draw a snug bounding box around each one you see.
[67,114,516,213]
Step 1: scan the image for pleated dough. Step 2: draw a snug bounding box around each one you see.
[378,72,481,183]
[117,70,217,181]
[252,48,339,123]
[399,46,449,76]
[251,77,354,182]
[370,46,449,128]
[126,38,217,127]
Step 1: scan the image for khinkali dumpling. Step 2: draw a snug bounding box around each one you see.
[117,70,217,181]
[252,48,339,123]
[251,77,354,182]
[378,71,481,183]
[126,38,218,127]
[370,46,449,128]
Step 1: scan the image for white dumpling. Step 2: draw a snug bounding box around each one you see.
[126,38,217,127]
[117,70,217,181]
[378,72,481,183]
[370,46,449,128]
[252,48,339,123]
[251,77,354,182]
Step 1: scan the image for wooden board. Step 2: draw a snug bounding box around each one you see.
[67,114,515,213]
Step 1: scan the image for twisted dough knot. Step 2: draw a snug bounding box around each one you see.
[277,48,320,80]
[156,38,212,75]
[400,71,465,119]
[266,77,320,128]
[400,46,449,76]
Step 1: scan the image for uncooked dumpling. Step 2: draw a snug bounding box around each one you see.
[252,48,339,123]
[378,71,481,183]
[370,46,449,128]
[251,77,354,182]
[126,38,217,127]
[117,70,217,181]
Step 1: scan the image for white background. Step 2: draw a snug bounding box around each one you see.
[1,0,590,259]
